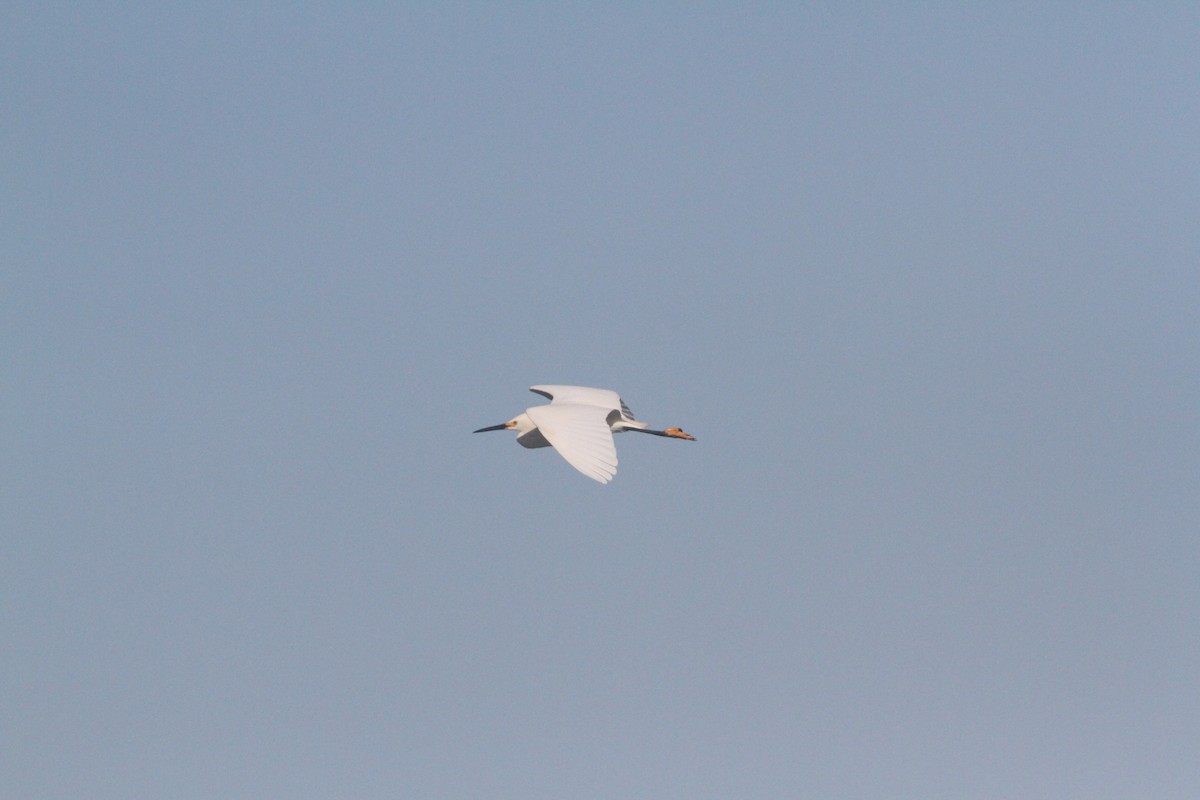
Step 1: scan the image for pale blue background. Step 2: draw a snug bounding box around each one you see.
[4,4,1198,798]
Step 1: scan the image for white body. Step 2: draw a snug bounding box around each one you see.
[475,385,694,484]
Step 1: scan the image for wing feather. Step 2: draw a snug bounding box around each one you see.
[526,404,618,484]
[529,385,623,412]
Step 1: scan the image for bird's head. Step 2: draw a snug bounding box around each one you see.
[474,413,536,435]
[473,420,516,433]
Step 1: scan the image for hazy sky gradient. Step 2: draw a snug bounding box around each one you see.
[5,4,1198,798]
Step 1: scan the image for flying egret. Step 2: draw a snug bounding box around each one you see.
[474,385,695,484]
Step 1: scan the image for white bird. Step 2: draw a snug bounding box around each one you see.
[474,385,696,484]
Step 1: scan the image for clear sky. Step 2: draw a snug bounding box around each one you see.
[4,4,1198,798]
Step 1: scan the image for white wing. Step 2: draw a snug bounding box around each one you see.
[530,385,623,411]
[526,403,618,484]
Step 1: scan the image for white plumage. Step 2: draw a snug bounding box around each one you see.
[474,385,695,484]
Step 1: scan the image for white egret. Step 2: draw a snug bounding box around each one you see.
[474,385,695,484]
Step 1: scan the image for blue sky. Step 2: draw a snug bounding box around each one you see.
[4,4,1198,798]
